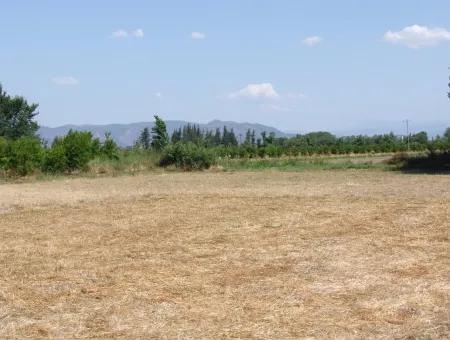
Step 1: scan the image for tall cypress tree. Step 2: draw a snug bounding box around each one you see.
[244,129,251,145]
[171,128,182,143]
[151,115,169,151]
[251,130,256,146]
[213,128,221,145]
[138,127,151,150]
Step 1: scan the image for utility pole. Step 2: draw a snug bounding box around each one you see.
[403,119,410,151]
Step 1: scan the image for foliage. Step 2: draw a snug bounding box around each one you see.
[100,132,119,160]
[137,127,151,150]
[151,115,169,151]
[0,84,39,140]
[6,137,43,175]
[42,130,99,173]
[60,130,98,171]
[42,141,68,173]
[0,136,8,168]
[159,142,216,170]
[167,123,441,157]
[444,127,450,142]
[171,124,240,147]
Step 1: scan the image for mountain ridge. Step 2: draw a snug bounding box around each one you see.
[38,120,292,147]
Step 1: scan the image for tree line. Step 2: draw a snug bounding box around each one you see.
[1,83,449,175]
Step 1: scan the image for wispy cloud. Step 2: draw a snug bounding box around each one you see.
[51,76,79,86]
[302,36,323,46]
[191,31,206,40]
[383,25,450,48]
[111,29,144,39]
[229,83,280,100]
[111,29,128,38]
[132,29,144,38]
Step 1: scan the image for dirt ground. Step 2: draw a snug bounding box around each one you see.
[0,170,449,339]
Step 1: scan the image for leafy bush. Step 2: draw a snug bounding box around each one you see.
[42,142,68,173]
[100,132,119,160]
[41,130,99,173]
[6,137,43,175]
[159,142,216,170]
[0,137,8,169]
[62,131,98,171]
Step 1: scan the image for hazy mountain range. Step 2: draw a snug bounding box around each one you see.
[38,119,449,147]
[38,120,291,147]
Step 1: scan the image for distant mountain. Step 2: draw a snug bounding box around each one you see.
[38,119,449,146]
[38,120,292,147]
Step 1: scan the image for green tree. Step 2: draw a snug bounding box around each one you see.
[59,130,97,172]
[151,115,169,151]
[0,137,8,168]
[101,132,119,160]
[171,128,182,143]
[0,84,39,140]
[244,129,251,145]
[42,141,68,173]
[213,128,221,146]
[138,127,151,150]
[7,137,43,175]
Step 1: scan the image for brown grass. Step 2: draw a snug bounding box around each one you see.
[0,170,449,339]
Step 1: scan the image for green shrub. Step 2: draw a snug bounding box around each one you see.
[0,137,8,168]
[6,137,43,176]
[42,142,68,173]
[159,142,216,170]
[41,130,100,173]
[100,132,119,160]
[62,131,98,171]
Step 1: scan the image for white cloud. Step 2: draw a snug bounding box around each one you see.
[111,29,128,38]
[51,76,79,86]
[302,36,322,46]
[154,92,163,99]
[132,29,144,38]
[111,29,144,39]
[229,83,280,100]
[191,31,206,40]
[383,25,450,48]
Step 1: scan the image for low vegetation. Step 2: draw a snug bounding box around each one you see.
[159,142,216,170]
[1,83,450,179]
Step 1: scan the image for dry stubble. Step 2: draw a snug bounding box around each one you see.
[0,170,449,339]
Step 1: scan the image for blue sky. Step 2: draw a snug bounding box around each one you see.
[1,0,450,134]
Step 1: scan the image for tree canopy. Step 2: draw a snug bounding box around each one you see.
[0,84,39,140]
[151,115,169,151]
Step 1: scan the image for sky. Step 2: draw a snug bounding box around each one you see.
[1,0,450,134]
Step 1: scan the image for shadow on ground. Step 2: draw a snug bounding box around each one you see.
[400,152,450,174]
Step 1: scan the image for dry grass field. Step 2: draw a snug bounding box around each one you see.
[0,170,449,339]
